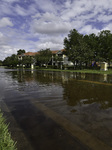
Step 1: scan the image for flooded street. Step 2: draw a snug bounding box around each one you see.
[0,67,112,150]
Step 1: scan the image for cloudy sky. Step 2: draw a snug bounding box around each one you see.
[0,0,112,60]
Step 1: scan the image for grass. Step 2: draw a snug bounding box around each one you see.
[38,68,112,74]
[0,110,17,150]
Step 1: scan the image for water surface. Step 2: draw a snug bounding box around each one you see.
[0,67,112,150]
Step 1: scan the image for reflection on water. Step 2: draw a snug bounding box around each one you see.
[0,68,112,149]
[63,80,112,109]
[7,69,112,110]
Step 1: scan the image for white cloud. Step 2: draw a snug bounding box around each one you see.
[0,2,14,16]
[37,41,63,50]
[61,0,94,21]
[0,17,13,28]
[0,32,4,38]
[0,32,9,45]
[2,0,19,3]
[97,14,112,23]
[34,0,58,13]
[61,0,112,24]
[64,0,72,8]
[0,44,17,60]
[0,1,37,17]
[15,4,27,16]
[31,19,72,35]
[31,11,72,35]
[0,0,112,60]
[15,4,37,16]
[32,13,41,19]
[102,23,112,32]
[0,30,17,60]
[79,25,100,35]
[0,27,38,60]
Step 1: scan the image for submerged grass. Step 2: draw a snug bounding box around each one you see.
[0,110,17,150]
[39,68,112,74]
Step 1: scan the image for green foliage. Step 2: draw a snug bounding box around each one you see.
[3,51,34,68]
[21,56,34,67]
[64,29,112,69]
[35,48,52,68]
[17,49,25,55]
[3,54,18,67]
[0,110,17,150]
[64,29,91,69]
[98,30,112,62]
[53,55,63,62]
[0,60,3,66]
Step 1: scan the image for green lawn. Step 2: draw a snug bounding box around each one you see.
[0,110,17,150]
[39,68,112,74]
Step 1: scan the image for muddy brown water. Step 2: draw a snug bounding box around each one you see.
[0,67,112,150]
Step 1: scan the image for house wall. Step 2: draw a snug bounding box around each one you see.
[63,55,74,66]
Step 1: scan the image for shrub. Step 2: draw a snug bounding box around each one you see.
[0,110,17,150]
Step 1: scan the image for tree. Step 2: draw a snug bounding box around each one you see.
[3,54,18,67]
[0,60,2,66]
[64,29,80,68]
[98,30,112,64]
[35,49,52,68]
[64,29,112,69]
[83,33,100,67]
[53,55,63,69]
[17,49,26,55]
[64,29,89,69]
[21,56,34,67]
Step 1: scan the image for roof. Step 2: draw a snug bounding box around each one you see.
[23,52,38,56]
[51,50,60,54]
[51,49,65,54]
[23,49,65,56]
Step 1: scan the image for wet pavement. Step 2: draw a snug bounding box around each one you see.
[0,67,112,150]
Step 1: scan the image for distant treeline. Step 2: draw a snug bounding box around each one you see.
[0,60,3,66]
[2,29,112,69]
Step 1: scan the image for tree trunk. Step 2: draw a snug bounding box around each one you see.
[46,64,48,68]
[80,61,82,70]
[73,62,76,69]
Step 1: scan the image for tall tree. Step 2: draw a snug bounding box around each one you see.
[98,30,112,63]
[83,33,100,65]
[64,29,81,68]
[17,49,26,55]
[22,56,34,67]
[64,29,89,69]
[0,60,2,66]
[3,54,18,67]
[35,49,52,68]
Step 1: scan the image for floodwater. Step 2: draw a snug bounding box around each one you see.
[0,67,112,150]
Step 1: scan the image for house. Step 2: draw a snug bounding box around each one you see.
[18,52,38,68]
[18,49,73,68]
[51,49,73,67]
[18,52,38,60]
